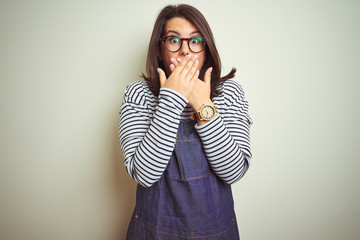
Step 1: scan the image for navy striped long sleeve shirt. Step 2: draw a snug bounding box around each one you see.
[119,79,252,187]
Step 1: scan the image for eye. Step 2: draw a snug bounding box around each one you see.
[190,37,203,44]
[168,36,180,44]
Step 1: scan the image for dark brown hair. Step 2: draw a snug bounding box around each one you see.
[142,4,236,99]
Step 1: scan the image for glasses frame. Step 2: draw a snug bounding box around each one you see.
[161,36,206,53]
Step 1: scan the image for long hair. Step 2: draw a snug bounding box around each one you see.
[142,4,236,98]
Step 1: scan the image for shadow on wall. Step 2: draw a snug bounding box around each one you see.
[112,123,137,239]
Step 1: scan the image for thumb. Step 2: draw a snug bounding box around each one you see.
[203,67,213,85]
[157,68,167,88]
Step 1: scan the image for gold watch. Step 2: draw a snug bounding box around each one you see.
[191,104,218,121]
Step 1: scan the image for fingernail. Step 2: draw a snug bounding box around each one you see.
[209,67,213,72]
[194,55,198,58]
[170,64,175,69]
[187,54,192,58]
[177,57,182,62]
[170,58,176,62]
[157,68,161,73]
[195,60,199,64]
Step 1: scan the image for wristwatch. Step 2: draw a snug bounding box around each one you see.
[191,104,218,121]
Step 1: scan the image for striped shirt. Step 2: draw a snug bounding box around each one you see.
[119,79,252,188]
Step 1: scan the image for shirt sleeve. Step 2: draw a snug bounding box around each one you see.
[119,82,188,187]
[195,80,252,184]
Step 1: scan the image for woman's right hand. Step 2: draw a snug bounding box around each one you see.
[157,54,199,100]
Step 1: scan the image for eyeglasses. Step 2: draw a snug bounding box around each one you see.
[161,36,206,53]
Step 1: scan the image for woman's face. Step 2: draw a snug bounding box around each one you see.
[160,17,206,76]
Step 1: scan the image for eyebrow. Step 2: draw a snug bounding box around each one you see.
[165,30,201,36]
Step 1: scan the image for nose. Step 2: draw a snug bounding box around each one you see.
[179,40,191,56]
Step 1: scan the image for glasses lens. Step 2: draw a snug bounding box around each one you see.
[189,37,205,52]
[164,37,181,52]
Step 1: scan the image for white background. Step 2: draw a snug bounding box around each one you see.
[1,0,359,239]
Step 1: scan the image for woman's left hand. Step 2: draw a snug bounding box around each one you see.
[187,67,213,111]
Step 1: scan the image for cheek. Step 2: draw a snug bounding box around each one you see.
[161,50,173,65]
[198,55,206,70]
[161,52,175,75]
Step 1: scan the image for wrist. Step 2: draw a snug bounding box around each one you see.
[196,112,218,126]
[190,99,213,111]
[191,102,218,125]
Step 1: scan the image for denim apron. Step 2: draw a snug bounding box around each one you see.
[126,120,240,239]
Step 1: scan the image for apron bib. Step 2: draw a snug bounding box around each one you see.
[126,120,240,239]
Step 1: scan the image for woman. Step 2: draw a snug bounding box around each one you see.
[119,4,252,239]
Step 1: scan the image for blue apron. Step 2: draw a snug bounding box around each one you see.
[126,120,240,239]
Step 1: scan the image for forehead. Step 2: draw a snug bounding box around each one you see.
[164,17,199,35]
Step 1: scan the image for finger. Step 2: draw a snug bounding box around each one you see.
[170,58,180,69]
[170,64,175,72]
[203,67,213,85]
[178,54,192,68]
[170,55,191,75]
[169,58,177,72]
[157,68,167,88]
[179,54,196,77]
[191,69,200,82]
[186,58,199,81]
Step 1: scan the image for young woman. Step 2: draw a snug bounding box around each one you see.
[119,4,252,239]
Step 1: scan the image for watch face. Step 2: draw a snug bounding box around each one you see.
[200,105,215,120]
